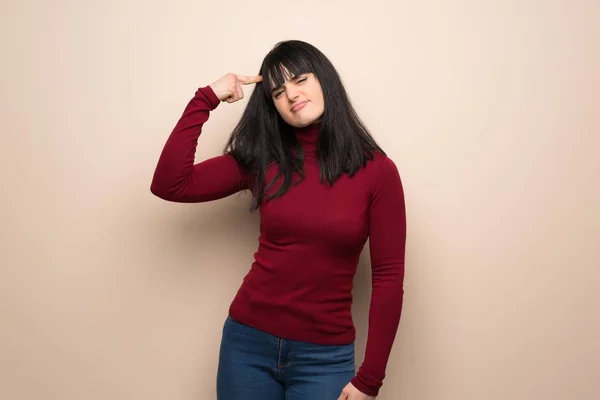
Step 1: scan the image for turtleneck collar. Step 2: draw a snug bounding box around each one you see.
[293,121,321,154]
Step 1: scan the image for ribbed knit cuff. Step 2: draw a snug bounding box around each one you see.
[196,85,221,110]
[351,374,380,397]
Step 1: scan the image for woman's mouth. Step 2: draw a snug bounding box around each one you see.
[291,101,309,112]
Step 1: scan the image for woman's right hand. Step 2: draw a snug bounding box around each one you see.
[209,73,263,103]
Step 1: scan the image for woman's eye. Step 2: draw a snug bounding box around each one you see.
[297,77,307,83]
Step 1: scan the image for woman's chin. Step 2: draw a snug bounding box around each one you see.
[286,114,323,128]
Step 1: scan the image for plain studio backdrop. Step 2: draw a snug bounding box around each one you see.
[1,1,598,399]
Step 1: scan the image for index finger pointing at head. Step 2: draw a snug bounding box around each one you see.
[237,75,263,85]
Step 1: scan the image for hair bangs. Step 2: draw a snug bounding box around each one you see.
[262,48,314,93]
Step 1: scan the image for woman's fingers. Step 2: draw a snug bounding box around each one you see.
[236,75,263,85]
[213,74,261,104]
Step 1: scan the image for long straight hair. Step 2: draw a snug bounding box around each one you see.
[224,40,385,210]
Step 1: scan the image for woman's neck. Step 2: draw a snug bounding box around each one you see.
[293,122,321,154]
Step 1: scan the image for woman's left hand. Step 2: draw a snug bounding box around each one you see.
[337,382,376,399]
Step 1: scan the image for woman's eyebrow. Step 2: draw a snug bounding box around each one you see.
[270,75,302,94]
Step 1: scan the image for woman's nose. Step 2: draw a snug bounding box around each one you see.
[286,86,299,101]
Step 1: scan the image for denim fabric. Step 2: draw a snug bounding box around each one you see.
[217,315,356,400]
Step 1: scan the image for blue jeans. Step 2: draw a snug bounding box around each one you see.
[217,315,356,400]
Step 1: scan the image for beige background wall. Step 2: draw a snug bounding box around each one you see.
[1,1,599,399]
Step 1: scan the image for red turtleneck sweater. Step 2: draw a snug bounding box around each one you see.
[150,86,406,396]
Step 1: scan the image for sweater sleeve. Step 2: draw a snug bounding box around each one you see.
[351,155,407,397]
[150,86,251,202]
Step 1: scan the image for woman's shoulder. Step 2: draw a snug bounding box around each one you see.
[362,151,403,192]
[366,151,399,174]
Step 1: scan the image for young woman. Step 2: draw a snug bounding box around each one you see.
[151,40,406,400]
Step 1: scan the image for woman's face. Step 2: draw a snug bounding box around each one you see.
[270,71,325,128]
